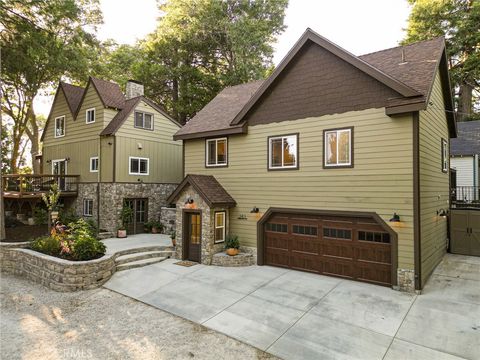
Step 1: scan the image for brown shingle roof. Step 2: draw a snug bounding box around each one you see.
[89,77,126,110]
[60,82,84,114]
[167,174,236,207]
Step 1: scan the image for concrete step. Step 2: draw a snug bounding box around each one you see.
[114,245,175,257]
[116,256,168,271]
[115,251,172,265]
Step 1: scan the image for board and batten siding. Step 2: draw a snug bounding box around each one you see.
[184,108,415,269]
[114,100,183,183]
[418,70,450,286]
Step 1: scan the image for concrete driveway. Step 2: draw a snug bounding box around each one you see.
[104,254,480,360]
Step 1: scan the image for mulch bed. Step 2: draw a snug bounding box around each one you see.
[3,224,49,243]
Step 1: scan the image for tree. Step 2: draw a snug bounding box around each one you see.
[0,0,103,173]
[402,0,480,121]
[132,0,288,123]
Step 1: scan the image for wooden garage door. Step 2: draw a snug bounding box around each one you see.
[264,213,392,286]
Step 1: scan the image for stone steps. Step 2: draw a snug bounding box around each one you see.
[113,245,175,272]
[115,251,172,265]
[114,245,175,257]
[116,256,168,271]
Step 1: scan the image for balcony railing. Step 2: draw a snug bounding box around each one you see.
[451,186,480,208]
[2,174,79,198]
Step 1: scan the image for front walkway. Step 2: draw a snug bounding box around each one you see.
[102,233,172,254]
[104,254,480,360]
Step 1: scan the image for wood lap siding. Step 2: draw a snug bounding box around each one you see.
[419,70,449,285]
[184,107,416,269]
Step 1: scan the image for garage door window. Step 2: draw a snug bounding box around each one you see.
[292,225,317,236]
[323,227,351,240]
[266,223,288,233]
[359,231,390,243]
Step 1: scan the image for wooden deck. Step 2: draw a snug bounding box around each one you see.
[2,174,80,199]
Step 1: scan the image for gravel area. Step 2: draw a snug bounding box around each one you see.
[0,274,278,360]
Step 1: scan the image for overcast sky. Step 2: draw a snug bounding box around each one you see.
[35,0,411,116]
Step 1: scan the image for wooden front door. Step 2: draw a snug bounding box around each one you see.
[124,198,148,235]
[184,211,201,262]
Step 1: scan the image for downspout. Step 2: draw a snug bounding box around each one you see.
[97,136,101,228]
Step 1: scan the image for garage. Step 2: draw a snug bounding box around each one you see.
[259,209,396,287]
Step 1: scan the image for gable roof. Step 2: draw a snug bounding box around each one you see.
[167,174,236,208]
[450,121,480,156]
[174,28,455,140]
[60,82,84,115]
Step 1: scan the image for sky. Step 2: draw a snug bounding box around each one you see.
[35,0,412,117]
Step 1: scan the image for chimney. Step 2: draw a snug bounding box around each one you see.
[126,80,144,99]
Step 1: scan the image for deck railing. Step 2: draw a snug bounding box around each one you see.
[451,186,480,208]
[2,174,80,197]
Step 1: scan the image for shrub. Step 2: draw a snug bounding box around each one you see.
[60,208,79,224]
[33,207,48,225]
[224,234,240,249]
[31,236,61,256]
[72,234,106,261]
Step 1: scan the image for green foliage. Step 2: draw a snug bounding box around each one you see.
[42,183,61,211]
[1,124,11,174]
[145,220,163,232]
[170,230,176,240]
[72,235,106,261]
[31,236,62,256]
[59,208,80,225]
[119,205,133,230]
[225,234,240,249]
[33,207,48,225]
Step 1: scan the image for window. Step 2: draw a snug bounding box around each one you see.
[86,108,95,124]
[324,127,352,167]
[292,225,318,236]
[83,199,93,217]
[134,111,153,130]
[54,116,65,137]
[441,138,448,173]
[214,211,226,243]
[129,157,149,175]
[323,228,352,240]
[268,134,298,170]
[358,231,390,244]
[206,138,228,167]
[90,157,99,172]
[265,223,288,233]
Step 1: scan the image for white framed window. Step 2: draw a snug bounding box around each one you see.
[268,134,298,170]
[214,211,226,243]
[90,156,99,172]
[86,108,95,124]
[83,199,93,217]
[206,138,228,167]
[441,138,448,173]
[324,127,353,168]
[54,116,65,138]
[134,111,154,130]
[129,156,149,175]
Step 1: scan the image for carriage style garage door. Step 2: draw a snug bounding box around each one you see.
[264,212,393,286]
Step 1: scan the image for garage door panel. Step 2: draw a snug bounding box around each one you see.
[265,247,289,268]
[323,257,354,279]
[322,240,354,259]
[265,233,289,250]
[356,262,391,286]
[290,253,320,273]
[290,236,319,255]
[356,243,391,264]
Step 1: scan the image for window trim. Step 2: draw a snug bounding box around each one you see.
[267,133,299,170]
[128,156,149,176]
[90,156,99,172]
[85,108,95,124]
[323,126,354,169]
[205,137,228,168]
[54,116,66,138]
[51,159,67,175]
[214,211,226,243]
[441,138,448,173]
[134,111,154,131]
[83,199,93,217]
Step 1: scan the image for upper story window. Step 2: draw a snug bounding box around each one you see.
[129,156,149,175]
[324,127,353,168]
[441,138,448,173]
[90,156,99,172]
[134,111,153,130]
[86,108,95,124]
[54,116,65,138]
[206,138,228,167]
[268,134,298,170]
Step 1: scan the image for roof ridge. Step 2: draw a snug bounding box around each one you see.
[359,36,444,58]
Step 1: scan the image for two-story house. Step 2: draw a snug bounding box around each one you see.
[41,77,183,233]
[167,29,456,292]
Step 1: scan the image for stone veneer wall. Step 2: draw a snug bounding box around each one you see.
[396,268,416,293]
[0,242,115,292]
[73,182,177,232]
[160,207,176,235]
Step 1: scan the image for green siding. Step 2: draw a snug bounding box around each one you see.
[184,108,415,269]
[100,136,114,182]
[419,70,449,285]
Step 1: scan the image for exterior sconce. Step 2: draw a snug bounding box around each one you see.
[437,209,448,217]
[185,197,194,205]
[46,160,51,164]
[137,142,143,149]
[65,157,70,162]
[250,206,259,213]
[389,213,400,222]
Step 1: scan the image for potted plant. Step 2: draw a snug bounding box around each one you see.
[170,230,176,246]
[42,183,61,230]
[225,234,240,256]
[117,205,133,238]
[144,221,153,233]
[150,220,163,234]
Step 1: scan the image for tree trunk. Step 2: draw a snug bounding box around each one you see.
[26,99,41,173]
[172,78,179,121]
[457,83,473,121]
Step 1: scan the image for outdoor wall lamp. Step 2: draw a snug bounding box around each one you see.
[389,213,401,222]
[46,160,51,164]
[250,206,259,213]
[185,197,194,204]
[65,157,70,162]
[437,209,448,217]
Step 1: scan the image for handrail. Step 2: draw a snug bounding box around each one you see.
[2,174,80,195]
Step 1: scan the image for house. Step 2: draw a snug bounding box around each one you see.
[40,77,183,233]
[167,29,456,292]
[450,120,480,203]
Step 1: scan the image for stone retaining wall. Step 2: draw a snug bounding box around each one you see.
[0,242,115,292]
[211,252,255,267]
[160,207,176,235]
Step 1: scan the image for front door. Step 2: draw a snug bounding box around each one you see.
[52,160,67,190]
[184,211,201,262]
[124,198,148,235]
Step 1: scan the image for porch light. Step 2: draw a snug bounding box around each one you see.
[185,197,194,205]
[250,206,259,213]
[437,209,448,217]
[389,213,400,222]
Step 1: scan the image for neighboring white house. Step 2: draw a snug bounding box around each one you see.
[450,120,480,201]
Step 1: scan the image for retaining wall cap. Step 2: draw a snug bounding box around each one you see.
[16,248,115,265]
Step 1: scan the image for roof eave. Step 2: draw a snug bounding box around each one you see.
[173,124,247,141]
[385,102,427,116]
